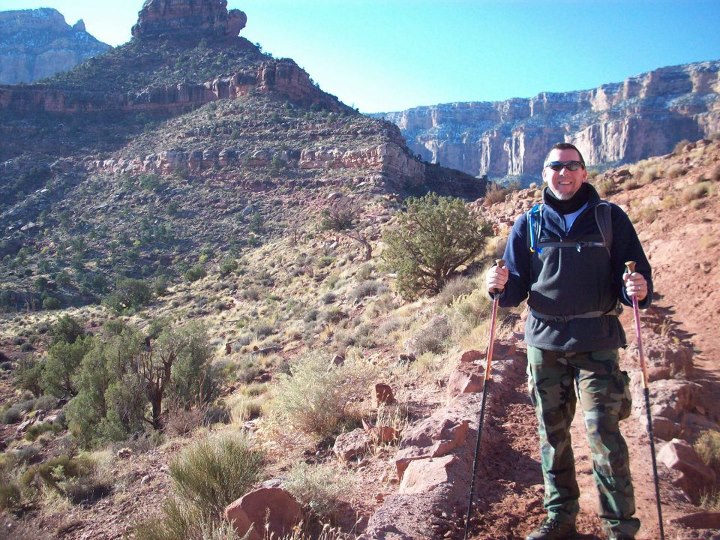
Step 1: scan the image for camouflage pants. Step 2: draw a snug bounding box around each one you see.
[527,346,640,538]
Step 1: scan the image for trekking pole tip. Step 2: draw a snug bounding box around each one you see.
[625,261,636,273]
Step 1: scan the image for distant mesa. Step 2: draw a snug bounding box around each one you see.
[131,0,248,40]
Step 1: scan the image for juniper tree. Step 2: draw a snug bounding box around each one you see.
[382,193,492,299]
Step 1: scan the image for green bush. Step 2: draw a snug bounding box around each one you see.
[382,193,492,300]
[66,328,145,447]
[219,257,238,276]
[184,265,207,283]
[42,296,61,310]
[51,315,85,346]
[695,430,720,475]
[133,498,238,540]
[285,462,351,521]
[169,432,264,518]
[41,336,94,398]
[105,278,153,312]
[272,354,376,439]
[20,454,93,494]
[168,323,215,407]
[14,357,44,396]
[0,482,21,511]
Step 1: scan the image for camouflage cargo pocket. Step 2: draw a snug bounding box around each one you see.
[619,370,632,420]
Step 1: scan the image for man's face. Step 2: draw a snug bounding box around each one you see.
[542,148,587,200]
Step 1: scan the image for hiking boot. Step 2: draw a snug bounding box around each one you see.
[525,518,577,540]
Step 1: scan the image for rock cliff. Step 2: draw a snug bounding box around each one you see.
[379,61,720,182]
[131,0,247,40]
[0,8,110,84]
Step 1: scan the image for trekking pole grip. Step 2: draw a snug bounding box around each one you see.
[491,259,506,294]
[625,260,636,274]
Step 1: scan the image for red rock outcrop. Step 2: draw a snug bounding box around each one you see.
[0,59,345,114]
[131,0,247,39]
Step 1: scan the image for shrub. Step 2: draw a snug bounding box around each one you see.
[272,354,376,439]
[19,454,109,503]
[219,257,238,276]
[34,394,59,411]
[2,405,23,424]
[51,315,85,346]
[169,432,264,518]
[666,163,686,179]
[695,430,720,475]
[593,177,616,198]
[382,193,492,299]
[133,498,237,540]
[167,323,215,408]
[105,278,153,312]
[484,181,515,204]
[0,482,21,511]
[682,181,714,203]
[285,462,352,521]
[350,280,387,301]
[436,275,476,307]
[41,336,94,398]
[449,289,494,330]
[42,296,61,310]
[184,265,207,282]
[407,315,452,355]
[14,357,44,395]
[673,139,692,154]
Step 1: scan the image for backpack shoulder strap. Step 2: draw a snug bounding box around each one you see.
[527,204,543,253]
[595,202,613,254]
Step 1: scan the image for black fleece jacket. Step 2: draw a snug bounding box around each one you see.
[496,184,653,352]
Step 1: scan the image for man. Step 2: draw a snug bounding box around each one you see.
[485,142,652,540]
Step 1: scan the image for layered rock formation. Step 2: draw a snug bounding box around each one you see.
[0,58,346,114]
[380,61,720,182]
[131,0,247,39]
[0,8,110,84]
[0,2,341,115]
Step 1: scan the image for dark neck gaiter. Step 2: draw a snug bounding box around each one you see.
[544,182,591,215]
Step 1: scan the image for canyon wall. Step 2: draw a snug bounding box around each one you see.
[0,8,110,84]
[380,61,720,181]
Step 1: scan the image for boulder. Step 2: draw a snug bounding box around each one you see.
[374,383,395,406]
[399,455,457,494]
[225,487,302,540]
[447,362,484,398]
[670,511,720,530]
[657,438,716,502]
[333,428,370,461]
[631,375,700,422]
[395,416,469,479]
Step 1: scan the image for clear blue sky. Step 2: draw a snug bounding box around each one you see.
[2,0,719,113]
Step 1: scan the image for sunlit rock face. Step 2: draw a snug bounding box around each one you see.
[380,61,720,182]
[0,8,110,84]
[131,0,247,40]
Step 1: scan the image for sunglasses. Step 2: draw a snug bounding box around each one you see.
[545,160,584,172]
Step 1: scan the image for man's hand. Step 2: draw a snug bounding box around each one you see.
[623,271,648,301]
[486,265,509,294]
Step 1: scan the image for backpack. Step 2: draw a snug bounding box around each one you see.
[527,202,612,255]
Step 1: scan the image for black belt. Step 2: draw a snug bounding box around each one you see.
[530,303,622,323]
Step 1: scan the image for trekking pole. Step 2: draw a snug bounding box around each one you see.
[463,259,504,540]
[625,261,665,540]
